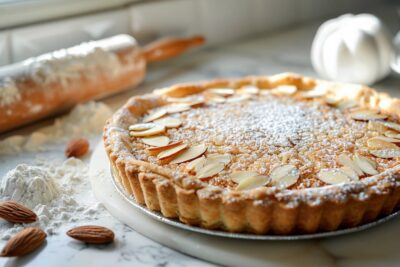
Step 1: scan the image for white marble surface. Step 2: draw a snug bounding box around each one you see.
[2,18,400,267]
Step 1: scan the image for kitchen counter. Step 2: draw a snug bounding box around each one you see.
[2,19,400,267]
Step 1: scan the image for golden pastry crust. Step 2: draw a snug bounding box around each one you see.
[103,73,400,234]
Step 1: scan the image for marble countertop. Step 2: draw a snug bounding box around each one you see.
[2,18,400,267]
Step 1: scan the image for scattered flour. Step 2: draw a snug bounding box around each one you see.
[0,101,112,239]
[0,101,112,154]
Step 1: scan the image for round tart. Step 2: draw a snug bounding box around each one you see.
[103,73,400,235]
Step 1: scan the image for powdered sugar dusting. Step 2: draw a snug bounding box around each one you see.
[0,77,21,107]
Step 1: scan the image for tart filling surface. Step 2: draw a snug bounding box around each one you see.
[104,73,400,234]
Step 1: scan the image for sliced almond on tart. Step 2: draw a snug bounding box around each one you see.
[129,123,156,131]
[170,144,207,164]
[353,154,378,175]
[188,100,205,108]
[317,169,351,185]
[208,88,235,97]
[230,171,259,183]
[340,166,359,181]
[383,121,400,132]
[237,86,259,95]
[368,121,388,132]
[369,149,400,158]
[269,164,299,188]
[236,175,270,191]
[143,109,167,123]
[141,136,170,147]
[196,162,225,179]
[186,156,206,172]
[130,124,165,137]
[226,95,251,103]
[384,130,400,139]
[367,137,399,150]
[157,143,188,160]
[154,117,182,128]
[147,140,184,156]
[338,154,363,176]
[271,85,297,95]
[206,153,232,165]
[337,100,357,110]
[349,110,387,121]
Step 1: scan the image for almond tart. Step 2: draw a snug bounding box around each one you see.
[103,73,400,235]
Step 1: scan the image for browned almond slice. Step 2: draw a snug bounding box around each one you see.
[367,137,399,150]
[237,86,259,95]
[147,140,184,156]
[369,149,400,158]
[129,123,156,131]
[157,143,188,160]
[350,110,387,121]
[236,175,270,191]
[141,136,170,147]
[188,100,205,108]
[154,117,182,128]
[208,96,226,103]
[338,154,363,176]
[271,85,297,95]
[143,109,167,123]
[383,121,400,132]
[317,169,351,185]
[368,121,388,132]
[226,95,251,103]
[130,124,165,137]
[1,227,46,257]
[370,136,400,143]
[340,167,359,181]
[206,154,232,165]
[170,144,207,164]
[324,96,341,106]
[196,162,225,179]
[208,88,235,97]
[186,156,206,171]
[230,171,259,183]
[166,104,191,114]
[67,225,114,244]
[0,201,37,223]
[270,164,299,188]
[337,100,357,110]
[384,130,400,139]
[353,154,378,175]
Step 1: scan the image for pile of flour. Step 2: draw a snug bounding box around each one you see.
[0,101,112,240]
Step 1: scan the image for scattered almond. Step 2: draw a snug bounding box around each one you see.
[338,154,363,176]
[154,117,182,128]
[129,123,156,131]
[67,225,114,244]
[237,86,259,95]
[367,137,399,150]
[236,175,270,191]
[157,143,188,160]
[206,154,232,165]
[340,166,359,181]
[141,136,170,147]
[269,164,299,188]
[208,96,226,103]
[196,162,225,179]
[130,124,165,137]
[187,100,205,108]
[186,156,206,172]
[230,171,259,183]
[143,109,167,123]
[353,154,378,175]
[208,88,235,97]
[317,169,351,185]
[0,201,37,224]
[369,149,400,158]
[166,104,191,114]
[368,121,388,132]
[384,130,400,139]
[382,121,400,132]
[336,100,357,110]
[65,138,89,158]
[226,95,251,103]
[271,85,297,95]
[170,144,207,164]
[1,227,46,257]
[349,110,387,121]
[147,141,184,156]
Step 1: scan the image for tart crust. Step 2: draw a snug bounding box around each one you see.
[103,73,400,234]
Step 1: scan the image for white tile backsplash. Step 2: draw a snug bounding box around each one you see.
[10,9,130,62]
[0,31,10,66]
[129,0,202,44]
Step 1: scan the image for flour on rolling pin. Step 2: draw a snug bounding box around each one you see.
[0,34,204,133]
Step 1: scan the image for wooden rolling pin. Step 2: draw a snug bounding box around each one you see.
[0,34,204,133]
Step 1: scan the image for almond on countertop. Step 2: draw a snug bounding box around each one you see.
[66,225,114,244]
[65,138,90,158]
[1,227,46,257]
[0,201,37,224]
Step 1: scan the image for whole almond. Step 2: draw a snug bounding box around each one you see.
[67,225,114,244]
[0,201,37,224]
[1,227,46,257]
[65,138,89,158]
